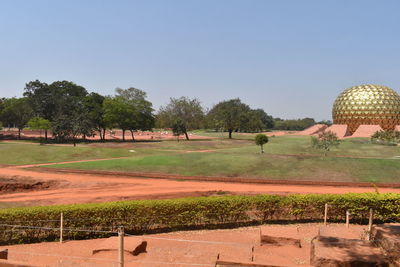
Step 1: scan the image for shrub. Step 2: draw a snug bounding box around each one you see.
[311,131,340,156]
[0,193,399,245]
[371,130,400,145]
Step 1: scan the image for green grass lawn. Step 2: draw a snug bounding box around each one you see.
[0,142,133,165]
[33,135,400,183]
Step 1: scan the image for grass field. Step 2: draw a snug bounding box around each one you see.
[0,142,132,165]
[1,133,400,183]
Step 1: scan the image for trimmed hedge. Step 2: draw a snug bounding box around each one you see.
[0,193,400,245]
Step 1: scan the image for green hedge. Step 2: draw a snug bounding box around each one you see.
[0,193,400,245]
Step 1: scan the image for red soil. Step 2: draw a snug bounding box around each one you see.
[0,130,212,141]
[350,125,383,138]
[0,166,400,207]
[297,124,327,136]
[0,224,368,267]
[324,124,349,138]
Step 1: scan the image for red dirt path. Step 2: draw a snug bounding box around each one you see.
[0,224,368,267]
[1,166,400,207]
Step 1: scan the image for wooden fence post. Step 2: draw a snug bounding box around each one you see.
[367,208,374,240]
[324,204,328,226]
[118,226,124,267]
[60,212,63,243]
[346,210,350,228]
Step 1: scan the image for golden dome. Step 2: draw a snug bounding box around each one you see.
[332,84,400,134]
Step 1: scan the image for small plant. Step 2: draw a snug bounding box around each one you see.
[371,130,400,145]
[255,134,269,153]
[311,131,340,156]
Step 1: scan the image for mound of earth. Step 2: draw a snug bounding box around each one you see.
[0,176,59,193]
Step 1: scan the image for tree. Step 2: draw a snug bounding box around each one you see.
[207,98,250,139]
[0,98,33,139]
[52,102,93,146]
[84,93,107,140]
[27,117,51,143]
[115,87,154,140]
[103,87,154,141]
[24,80,89,140]
[171,119,186,142]
[157,97,204,140]
[311,131,340,156]
[255,134,269,153]
[273,118,316,131]
[253,109,274,129]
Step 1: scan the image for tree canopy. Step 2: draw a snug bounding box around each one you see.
[157,97,204,140]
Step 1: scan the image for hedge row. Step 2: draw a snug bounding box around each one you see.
[1,193,400,245]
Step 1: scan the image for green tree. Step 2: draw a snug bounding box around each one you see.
[84,92,107,140]
[311,131,340,156]
[0,98,33,139]
[27,117,51,143]
[24,80,89,140]
[207,98,250,139]
[157,97,204,140]
[116,87,154,140]
[255,134,269,153]
[171,119,186,142]
[103,88,154,141]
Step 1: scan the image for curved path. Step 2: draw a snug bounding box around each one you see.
[1,166,400,207]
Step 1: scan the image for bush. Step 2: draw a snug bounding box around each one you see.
[371,130,400,145]
[0,193,399,245]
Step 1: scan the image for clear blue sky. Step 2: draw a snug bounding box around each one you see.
[1,0,400,121]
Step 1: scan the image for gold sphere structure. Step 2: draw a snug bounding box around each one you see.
[332,84,400,134]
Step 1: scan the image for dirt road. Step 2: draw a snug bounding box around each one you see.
[1,166,399,207]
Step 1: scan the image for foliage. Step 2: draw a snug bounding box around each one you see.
[255,134,269,153]
[103,88,154,141]
[27,117,51,131]
[157,97,204,140]
[311,131,340,156]
[171,119,186,141]
[0,193,399,245]
[27,117,51,143]
[273,118,316,131]
[207,98,251,139]
[371,130,400,145]
[84,93,107,140]
[0,97,33,139]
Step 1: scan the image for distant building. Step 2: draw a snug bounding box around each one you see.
[332,84,400,134]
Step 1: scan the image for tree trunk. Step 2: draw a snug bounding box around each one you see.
[18,128,21,140]
[45,130,48,140]
[261,145,264,153]
[102,128,106,141]
[98,130,103,140]
[228,129,232,139]
[73,136,76,147]
[130,130,135,141]
[122,130,125,141]
[184,131,189,140]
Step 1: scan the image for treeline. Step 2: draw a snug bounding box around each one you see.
[273,118,332,131]
[0,80,322,142]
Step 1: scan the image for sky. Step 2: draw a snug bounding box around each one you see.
[1,0,400,121]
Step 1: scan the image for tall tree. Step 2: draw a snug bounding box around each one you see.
[207,98,250,139]
[103,87,154,141]
[115,87,154,140]
[0,98,33,139]
[24,80,89,140]
[84,92,107,140]
[157,97,204,140]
